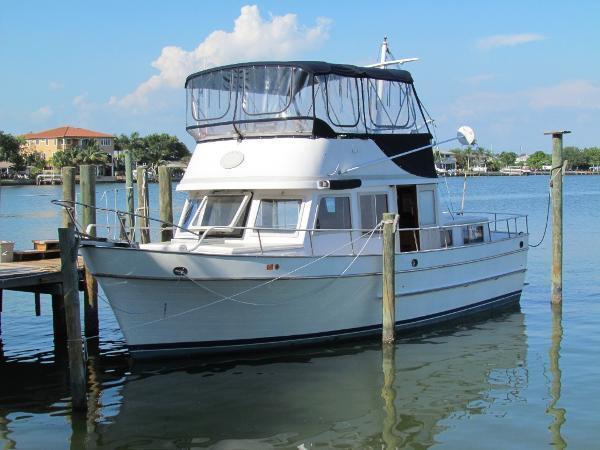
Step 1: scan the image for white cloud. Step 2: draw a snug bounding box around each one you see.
[30,105,53,121]
[528,80,600,110]
[49,81,63,90]
[110,5,331,112]
[476,33,545,50]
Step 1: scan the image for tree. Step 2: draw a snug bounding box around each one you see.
[497,151,517,168]
[118,132,190,173]
[0,132,26,171]
[584,147,600,168]
[50,148,79,168]
[527,151,551,170]
[76,140,108,165]
[563,146,587,170]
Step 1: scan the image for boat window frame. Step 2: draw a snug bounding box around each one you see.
[253,198,304,233]
[182,192,253,235]
[323,74,362,129]
[189,69,235,122]
[359,192,389,231]
[240,66,295,117]
[314,194,353,230]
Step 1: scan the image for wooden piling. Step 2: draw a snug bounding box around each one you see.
[79,165,99,338]
[58,227,86,411]
[382,212,396,344]
[34,292,41,316]
[61,167,75,229]
[52,293,67,343]
[158,166,173,242]
[545,130,570,305]
[136,167,150,244]
[124,151,135,240]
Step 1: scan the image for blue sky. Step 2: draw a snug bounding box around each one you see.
[1,0,598,153]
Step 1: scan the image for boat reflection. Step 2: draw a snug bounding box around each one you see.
[91,308,528,449]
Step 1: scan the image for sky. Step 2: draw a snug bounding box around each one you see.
[1,0,599,154]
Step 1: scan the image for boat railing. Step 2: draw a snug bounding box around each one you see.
[52,200,528,256]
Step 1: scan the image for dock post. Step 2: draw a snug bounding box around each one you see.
[80,165,99,339]
[61,167,76,229]
[158,166,173,242]
[34,292,41,316]
[136,167,150,244]
[382,212,397,344]
[58,227,87,411]
[544,130,570,305]
[124,151,135,241]
[52,293,67,343]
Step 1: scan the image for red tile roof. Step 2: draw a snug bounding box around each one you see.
[23,126,114,139]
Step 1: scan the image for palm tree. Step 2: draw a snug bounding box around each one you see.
[76,141,108,165]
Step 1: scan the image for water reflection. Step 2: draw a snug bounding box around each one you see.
[82,308,527,449]
[548,303,566,449]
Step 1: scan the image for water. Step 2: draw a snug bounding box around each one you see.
[0,176,599,449]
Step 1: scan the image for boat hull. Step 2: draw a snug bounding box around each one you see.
[81,236,528,358]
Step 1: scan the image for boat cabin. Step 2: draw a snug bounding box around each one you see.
[167,62,496,256]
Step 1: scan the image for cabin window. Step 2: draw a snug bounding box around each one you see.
[189,69,234,122]
[324,75,361,128]
[441,228,453,247]
[255,199,302,230]
[181,194,251,235]
[316,196,351,229]
[241,66,294,116]
[463,225,484,244]
[366,79,416,130]
[359,194,388,230]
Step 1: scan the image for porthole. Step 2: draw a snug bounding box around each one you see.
[411,259,418,268]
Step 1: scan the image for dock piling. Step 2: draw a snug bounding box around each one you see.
[79,165,99,338]
[382,212,397,344]
[125,151,135,241]
[34,292,41,316]
[58,227,87,411]
[158,166,173,242]
[61,167,75,229]
[136,167,151,244]
[544,130,570,305]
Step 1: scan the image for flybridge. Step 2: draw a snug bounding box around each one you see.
[185,61,431,143]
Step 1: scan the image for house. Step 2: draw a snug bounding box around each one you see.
[436,150,457,174]
[21,126,115,161]
[515,154,529,165]
[0,161,14,177]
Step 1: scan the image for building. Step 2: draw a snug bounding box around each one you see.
[435,150,457,174]
[22,126,115,161]
[515,154,529,165]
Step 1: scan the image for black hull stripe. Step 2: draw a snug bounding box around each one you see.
[128,290,522,353]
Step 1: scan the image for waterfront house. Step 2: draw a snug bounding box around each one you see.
[21,126,115,164]
[435,150,457,174]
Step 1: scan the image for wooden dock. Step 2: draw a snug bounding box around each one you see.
[0,253,83,340]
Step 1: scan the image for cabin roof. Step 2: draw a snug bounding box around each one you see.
[185,61,413,86]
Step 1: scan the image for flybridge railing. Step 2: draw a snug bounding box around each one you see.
[52,200,528,257]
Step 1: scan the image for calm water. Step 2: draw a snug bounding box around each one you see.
[0,176,599,449]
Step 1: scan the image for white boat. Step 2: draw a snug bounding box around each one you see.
[500,166,531,176]
[78,41,529,358]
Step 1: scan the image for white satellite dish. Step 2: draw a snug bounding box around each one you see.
[457,126,476,146]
